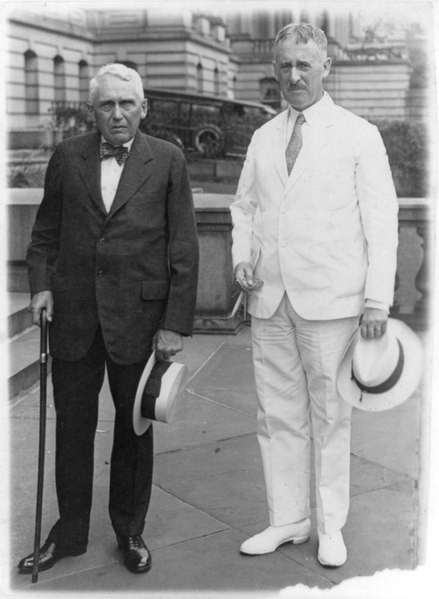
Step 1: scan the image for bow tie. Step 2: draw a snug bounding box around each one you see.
[100,142,129,165]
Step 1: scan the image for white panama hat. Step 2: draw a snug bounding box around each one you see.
[337,318,424,412]
[133,351,189,436]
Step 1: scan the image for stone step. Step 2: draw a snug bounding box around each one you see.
[8,292,51,399]
[8,327,52,399]
[8,292,32,337]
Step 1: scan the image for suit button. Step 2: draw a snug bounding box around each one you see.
[97,270,104,278]
[99,238,105,245]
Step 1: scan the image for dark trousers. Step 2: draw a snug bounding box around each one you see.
[47,327,153,551]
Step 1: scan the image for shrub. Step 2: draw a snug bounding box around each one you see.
[373,120,428,197]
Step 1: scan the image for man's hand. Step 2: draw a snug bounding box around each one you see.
[152,329,183,361]
[360,308,388,339]
[235,262,263,293]
[28,290,54,326]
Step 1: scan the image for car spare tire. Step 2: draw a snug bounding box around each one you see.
[193,124,225,158]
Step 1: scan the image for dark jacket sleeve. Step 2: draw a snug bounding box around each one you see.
[26,146,63,296]
[161,149,199,336]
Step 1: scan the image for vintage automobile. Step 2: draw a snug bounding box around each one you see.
[140,88,277,158]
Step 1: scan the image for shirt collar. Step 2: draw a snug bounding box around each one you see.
[100,136,135,150]
[287,91,331,126]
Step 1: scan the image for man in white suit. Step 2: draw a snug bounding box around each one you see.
[231,23,398,567]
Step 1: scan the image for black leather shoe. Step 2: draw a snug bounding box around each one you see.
[116,535,152,574]
[18,539,86,574]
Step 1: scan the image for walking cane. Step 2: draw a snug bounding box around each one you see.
[32,308,48,583]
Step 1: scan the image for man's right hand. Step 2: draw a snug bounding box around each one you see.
[28,291,54,325]
[234,262,263,293]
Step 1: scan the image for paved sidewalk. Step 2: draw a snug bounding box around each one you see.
[6,325,431,596]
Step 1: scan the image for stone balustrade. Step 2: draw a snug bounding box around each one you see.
[392,197,432,330]
[6,189,432,332]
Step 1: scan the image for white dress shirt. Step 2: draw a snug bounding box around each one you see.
[100,137,134,213]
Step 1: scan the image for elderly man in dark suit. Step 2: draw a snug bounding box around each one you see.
[18,63,199,575]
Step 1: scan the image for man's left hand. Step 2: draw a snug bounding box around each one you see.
[360,308,388,339]
[152,329,183,361]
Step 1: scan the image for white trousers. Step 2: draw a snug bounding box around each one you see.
[251,294,358,533]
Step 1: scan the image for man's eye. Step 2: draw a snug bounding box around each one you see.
[121,101,134,109]
[281,65,291,72]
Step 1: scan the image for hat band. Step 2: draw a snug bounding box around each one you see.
[351,338,404,395]
[141,360,172,419]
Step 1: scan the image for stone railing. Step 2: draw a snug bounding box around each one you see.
[229,38,274,59]
[391,197,432,330]
[6,190,432,333]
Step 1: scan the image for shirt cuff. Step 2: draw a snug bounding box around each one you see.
[365,299,389,313]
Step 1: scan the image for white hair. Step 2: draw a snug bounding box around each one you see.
[89,63,144,104]
[274,23,328,60]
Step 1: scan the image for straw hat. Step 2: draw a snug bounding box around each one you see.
[133,351,189,435]
[337,319,423,411]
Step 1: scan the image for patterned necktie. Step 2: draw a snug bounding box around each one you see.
[285,113,305,175]
[100,142,129,165]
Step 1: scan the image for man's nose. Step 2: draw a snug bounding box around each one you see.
[112,103,123,120]
[289,67,301,85]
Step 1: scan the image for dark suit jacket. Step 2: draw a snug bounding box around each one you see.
[27,130,199,364]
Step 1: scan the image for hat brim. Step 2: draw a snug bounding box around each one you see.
[133,352,189,436]
[337,319,424,412]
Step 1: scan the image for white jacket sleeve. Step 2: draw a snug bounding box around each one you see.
[356,123,399,307]
[230,131,260,268]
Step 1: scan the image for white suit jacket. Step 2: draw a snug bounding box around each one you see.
[231,93,399,321]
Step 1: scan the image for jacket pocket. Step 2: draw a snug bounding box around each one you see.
[141,280,169,300]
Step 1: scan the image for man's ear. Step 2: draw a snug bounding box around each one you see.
[272,61,279,82]
[141,98,148,119]
[322,57,332,79]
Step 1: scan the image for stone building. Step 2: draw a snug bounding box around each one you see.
[5,5,429,149]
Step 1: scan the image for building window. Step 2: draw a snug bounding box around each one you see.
[54,55,66,102]
[214,67,220,95]
[24,50,39,114]
[227,75,237,99]
[197,62,203,94]
[79,60,89,103]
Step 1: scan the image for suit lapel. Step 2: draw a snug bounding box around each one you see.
[272,110,289,186]
[77,132,106,213]
[107,131,154,218]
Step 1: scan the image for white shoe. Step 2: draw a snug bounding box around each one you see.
[317,530,347,567]
[240,519,311,555]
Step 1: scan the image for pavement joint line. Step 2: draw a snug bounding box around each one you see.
[14,558,120,589]
[150,482,239,534]
[185,388,256,418]
[8,325,37,344]
[351,480,416,500]
[266,549,337,585]
[152,527,233,553]
[186,338,228,383]
[9,384,41,409]
[151,482,248,533]
[350,450,417,480]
